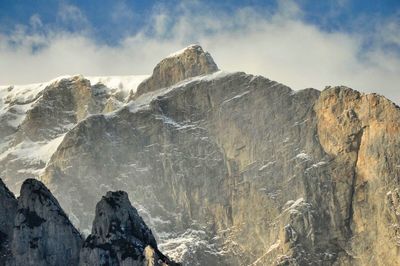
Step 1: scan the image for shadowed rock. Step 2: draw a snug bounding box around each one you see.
[2,45,400,265]
[0,178,17,265]
[79,191,178,266]
[9,179,82,266]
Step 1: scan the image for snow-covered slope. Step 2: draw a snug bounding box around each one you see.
[0,75,148,192]
[87,75,149,95]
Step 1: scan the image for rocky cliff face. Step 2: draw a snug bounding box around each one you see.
[80,191,176,266]
[315,88,400,266]
[9,178,82,266]
[133,45,218,98]
[0,178,176,266]
[1,45,400,265]
[0,179,17,265]
[0,75,146,193]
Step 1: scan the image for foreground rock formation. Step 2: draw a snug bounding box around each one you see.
[0,179,17,265]
[10,179,82,266]
[0,178,176,265]
[80,191,176,266]
[1,45,400,265]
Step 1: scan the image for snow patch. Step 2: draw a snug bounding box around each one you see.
[87,75,149,95]
[166,44,202,58]
[221,90,250,105]
[0,134,65,166]
[306,161,327,171]
[127,70,232,113]
[295,152,311,161]
[259,161,276,171]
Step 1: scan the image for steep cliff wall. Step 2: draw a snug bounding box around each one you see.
[1,46,399,265]
[0,179,17,265]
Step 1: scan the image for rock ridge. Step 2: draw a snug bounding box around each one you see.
[80,190,178,265]
[132,44,218,98]
[0,178,177,266]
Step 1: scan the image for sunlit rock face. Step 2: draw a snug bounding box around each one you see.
[2,45,400,265]
[132,44,218,99]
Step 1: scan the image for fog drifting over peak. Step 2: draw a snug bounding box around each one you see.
[0,1,399,103]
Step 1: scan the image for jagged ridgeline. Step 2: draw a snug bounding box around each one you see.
[0,178,178,266]
[1,45,400,265]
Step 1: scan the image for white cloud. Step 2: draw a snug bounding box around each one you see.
[111,1,135,22]
[0,2,399,103]
[57,3,90,32]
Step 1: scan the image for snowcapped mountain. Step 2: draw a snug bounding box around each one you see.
[1,45,400,265]
[0,74,148,192]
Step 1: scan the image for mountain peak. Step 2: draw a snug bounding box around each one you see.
[80,190,179,265]
[11,178,82,266]
[133,44,218,98]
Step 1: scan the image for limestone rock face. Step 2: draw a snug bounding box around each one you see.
[79,191,177,266]
[0,75,139,193]
[133,45,218,98]
[0,178,177,266]
[9,179,82,266]
[315,87,400,266]
[2,46,400,265]
[0,178,17,265]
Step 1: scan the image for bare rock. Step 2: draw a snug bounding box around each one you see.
[9,179,82,266]
[0,178,17,265]
[79,191,177,266]
[132,45,218,98]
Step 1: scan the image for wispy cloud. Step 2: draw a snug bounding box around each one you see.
[0,1,399,103]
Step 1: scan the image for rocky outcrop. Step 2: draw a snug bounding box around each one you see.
[0,75,132,193]
[0,178,17,265]
[80,191,177,266]
[315,87,400,265]
[0,177,177,266]
[15,76,112,143]
[2,45,400,265]
[9,179,82,266]
[132,45,218,98]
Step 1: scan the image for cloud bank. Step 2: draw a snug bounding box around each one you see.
[1,1,399,103]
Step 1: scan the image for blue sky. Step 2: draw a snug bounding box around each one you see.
[0,0,399,102]
[1,0,399,43]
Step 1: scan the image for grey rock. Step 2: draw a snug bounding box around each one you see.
[0,178,17,265]
[79,191,177,266]
[9,179,82,266]
[0,76,124,193]
[2,45,400,265]
[132,44,218,98]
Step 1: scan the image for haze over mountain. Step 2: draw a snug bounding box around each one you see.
[1,1,399,104]
[1,45,400,265]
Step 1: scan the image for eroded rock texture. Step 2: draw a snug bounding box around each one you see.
[0,178,17,265]
[0,75,130,193]
[0,178,177,266]
[1,45,400,265]
[315,87,400,265]
[9,179,82,266]
[133,45,218,98]
[80,191,176,266]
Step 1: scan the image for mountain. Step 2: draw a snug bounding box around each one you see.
[0,178,17,265]
[0,178,176,266]
[1,45,400,265]
[9,178,82,266]
[80,190,177,266]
